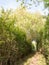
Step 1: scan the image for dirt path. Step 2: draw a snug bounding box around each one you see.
[23,52,46,65]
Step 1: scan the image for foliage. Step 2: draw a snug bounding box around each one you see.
[16,0,49,65]
[0,7,45,65]
[0,9,32,65]
[42,16,49,65]
[43,0,49,8]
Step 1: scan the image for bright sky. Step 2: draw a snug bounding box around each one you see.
[0,0,20,9]
[0,0,48,15]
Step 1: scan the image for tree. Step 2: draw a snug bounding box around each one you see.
[43,0,49,8]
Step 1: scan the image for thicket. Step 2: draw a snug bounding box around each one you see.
[42,16,49,65]
[0,8,46,65]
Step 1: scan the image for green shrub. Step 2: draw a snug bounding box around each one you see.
[43,16,49,65]
[0,8,45,65]
[0,9,32,65]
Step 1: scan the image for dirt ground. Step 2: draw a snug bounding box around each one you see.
[17,52,46,65]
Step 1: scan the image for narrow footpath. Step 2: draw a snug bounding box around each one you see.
[23,52,46,65]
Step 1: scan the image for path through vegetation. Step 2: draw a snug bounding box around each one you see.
[17,52,46,65]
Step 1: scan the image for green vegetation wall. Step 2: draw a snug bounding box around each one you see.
[0,7,45,65]
[43,16,49,65]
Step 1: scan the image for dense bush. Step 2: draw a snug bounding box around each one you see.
[0,9,32,65]
[0,8,45,65]
[42,16,49,65]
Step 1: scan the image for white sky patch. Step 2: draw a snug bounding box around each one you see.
[0,0,48,15]
[0,0,20,10]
